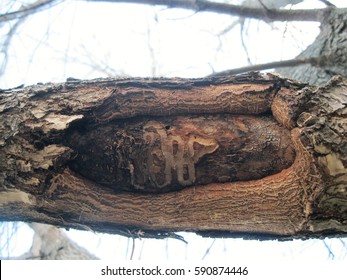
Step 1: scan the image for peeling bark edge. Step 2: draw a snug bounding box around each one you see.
[0,73,346,240]
[299,76,347,232]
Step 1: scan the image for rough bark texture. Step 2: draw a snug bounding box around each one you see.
[298,76,347,234]
[277,8,347,85]
[0,73,346,239]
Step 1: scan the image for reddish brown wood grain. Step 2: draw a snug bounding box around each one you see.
[1,74,346,239]
[66,114,295,193]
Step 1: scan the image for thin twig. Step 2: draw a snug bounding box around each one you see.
[323,239,335,260]
[0,18,25,77]
[218,18,240,36]
[240,20,252,65]
[201,239,215,260]
[209,56,327,77]
[88,0,329,22]
[130,238,135,260]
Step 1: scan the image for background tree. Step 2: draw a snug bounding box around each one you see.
[0,0,346,259]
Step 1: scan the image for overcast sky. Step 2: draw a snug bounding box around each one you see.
[1,0,347,260]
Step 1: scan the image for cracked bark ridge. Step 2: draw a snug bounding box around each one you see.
[277,8,347,85]
[296,76,347,233]
[0,73,346,239]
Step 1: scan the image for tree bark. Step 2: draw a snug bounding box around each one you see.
[0,73,346,239]
[277,8,347,85]
[10,223,98,260]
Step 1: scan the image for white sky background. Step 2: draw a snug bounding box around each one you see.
[1,0,347,260]
[0,0,328,87]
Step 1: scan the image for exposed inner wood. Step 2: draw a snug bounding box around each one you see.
[66,114,295,193]
[93,81,277,122]
[43,127,320,236]
[2,74,346,238]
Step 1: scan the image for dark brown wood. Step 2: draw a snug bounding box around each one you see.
[0,73,346,239]
[66,115,295,193]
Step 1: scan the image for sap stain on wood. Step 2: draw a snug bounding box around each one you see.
[65,114,295,193]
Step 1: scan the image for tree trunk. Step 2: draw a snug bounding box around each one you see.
[0,73,346,239]
[277,8,347,85]
[11,223,98,260]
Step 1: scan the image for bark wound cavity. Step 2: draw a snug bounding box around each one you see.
[65,114,295,193]
[139,120,219,188]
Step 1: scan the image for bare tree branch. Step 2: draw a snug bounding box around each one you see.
[0,18,25,78]
[239,20,252,65]
[0,0,60,23]
[319,0,336,7]
[323,239,335,260]
[209,56,328,76]
[88,0,330,22]
[201,239,215,260]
